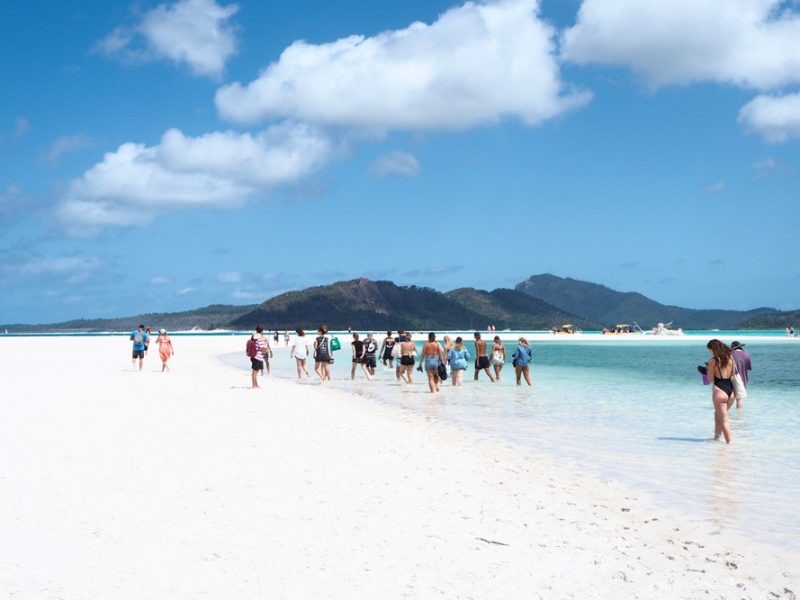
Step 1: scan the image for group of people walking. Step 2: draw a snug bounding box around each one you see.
[246,326,535,391]
[129,324,175,372]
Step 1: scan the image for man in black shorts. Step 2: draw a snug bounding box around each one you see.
[361,332,378,379]
[473,332,495,382]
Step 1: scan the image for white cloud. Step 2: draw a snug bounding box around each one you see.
[738,92,800,142]
[96,0,239,78]
[41,134,96,165]
[150,275,171,285]
[368,151,420,177]
[216,0,590,130]
[178,287,198,295]
[561,0,800,90]
[56,123,331,232]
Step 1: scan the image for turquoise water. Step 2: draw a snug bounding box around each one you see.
[223,335,800,553]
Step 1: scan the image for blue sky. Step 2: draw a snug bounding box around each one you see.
[2,0,799,324]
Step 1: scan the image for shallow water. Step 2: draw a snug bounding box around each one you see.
[221,336,800,552]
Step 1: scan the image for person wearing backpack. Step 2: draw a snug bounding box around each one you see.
[247,324,268,388]
[130,324,149,371]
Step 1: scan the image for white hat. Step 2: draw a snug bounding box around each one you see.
[159,328,166,334]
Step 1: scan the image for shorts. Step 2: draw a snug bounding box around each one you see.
[132,349,145,359]
[363,356,376,369]
[400,355,415,366]
[424,357,440,372]
[251,358,264,371]
[475,356,490,370]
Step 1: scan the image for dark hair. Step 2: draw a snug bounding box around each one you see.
[296,328,304,336]
[138,324,145,329]
[318,325,328,335]
[256,324,264,333]
[386,330,392,336]
[707,339,731,369]
[352,332,360,339]
[428,332,436,341]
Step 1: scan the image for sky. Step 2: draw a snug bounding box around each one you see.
[2,0,800,324]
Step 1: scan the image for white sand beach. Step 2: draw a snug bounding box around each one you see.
[0,335,796,599]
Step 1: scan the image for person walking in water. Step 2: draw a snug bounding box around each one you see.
[730,341,752,408]
[511,337,533,386]
[473,332,495,382]
[313,325,333,383]
[397,333,416,385]
[706,339,735,443]
[130,324,149,371]
[380,330,396,368]
[420,332,446,393]
[290,328,311,379]
[447,336,470,386]
[491,335,506,381]
[350,332,365,380]
[156,328,174,372]
[362,333,378,379]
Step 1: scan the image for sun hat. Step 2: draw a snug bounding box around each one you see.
[730,341,745,350]
[159,328,166,334]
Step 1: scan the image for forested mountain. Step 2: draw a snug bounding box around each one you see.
[444,287,596,330]
[230,278,578,331]
[5,274,796,333]
[515,274,786,329]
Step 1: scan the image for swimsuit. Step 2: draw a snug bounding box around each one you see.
[714,375,734,398]
[713,361,734,398]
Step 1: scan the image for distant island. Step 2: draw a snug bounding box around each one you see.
[3,274,797,333]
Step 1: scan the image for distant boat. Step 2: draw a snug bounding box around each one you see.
[645,322,684,336]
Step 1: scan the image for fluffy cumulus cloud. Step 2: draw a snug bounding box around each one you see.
[215,0,590,130]
[57,123,331,231]
[561,0,800,90]
[738,92,800,142]
[96,0,239,78]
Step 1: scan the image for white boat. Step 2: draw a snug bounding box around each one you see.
[645,322,684,336]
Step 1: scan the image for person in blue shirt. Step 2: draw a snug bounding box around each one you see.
[511,337,533,386]
[447,336,470,386]
[130,324,149,371]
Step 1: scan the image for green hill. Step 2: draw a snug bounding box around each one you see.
[515,274,783,329]
[229,278,591,331]
[1,304,257,334]
[444,287,597,330]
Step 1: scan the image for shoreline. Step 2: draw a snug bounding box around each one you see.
[0,335,796,597]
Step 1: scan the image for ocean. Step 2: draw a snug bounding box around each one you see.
[220,331,800,553]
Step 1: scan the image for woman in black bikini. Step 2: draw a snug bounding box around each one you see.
[706,339,735,443]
